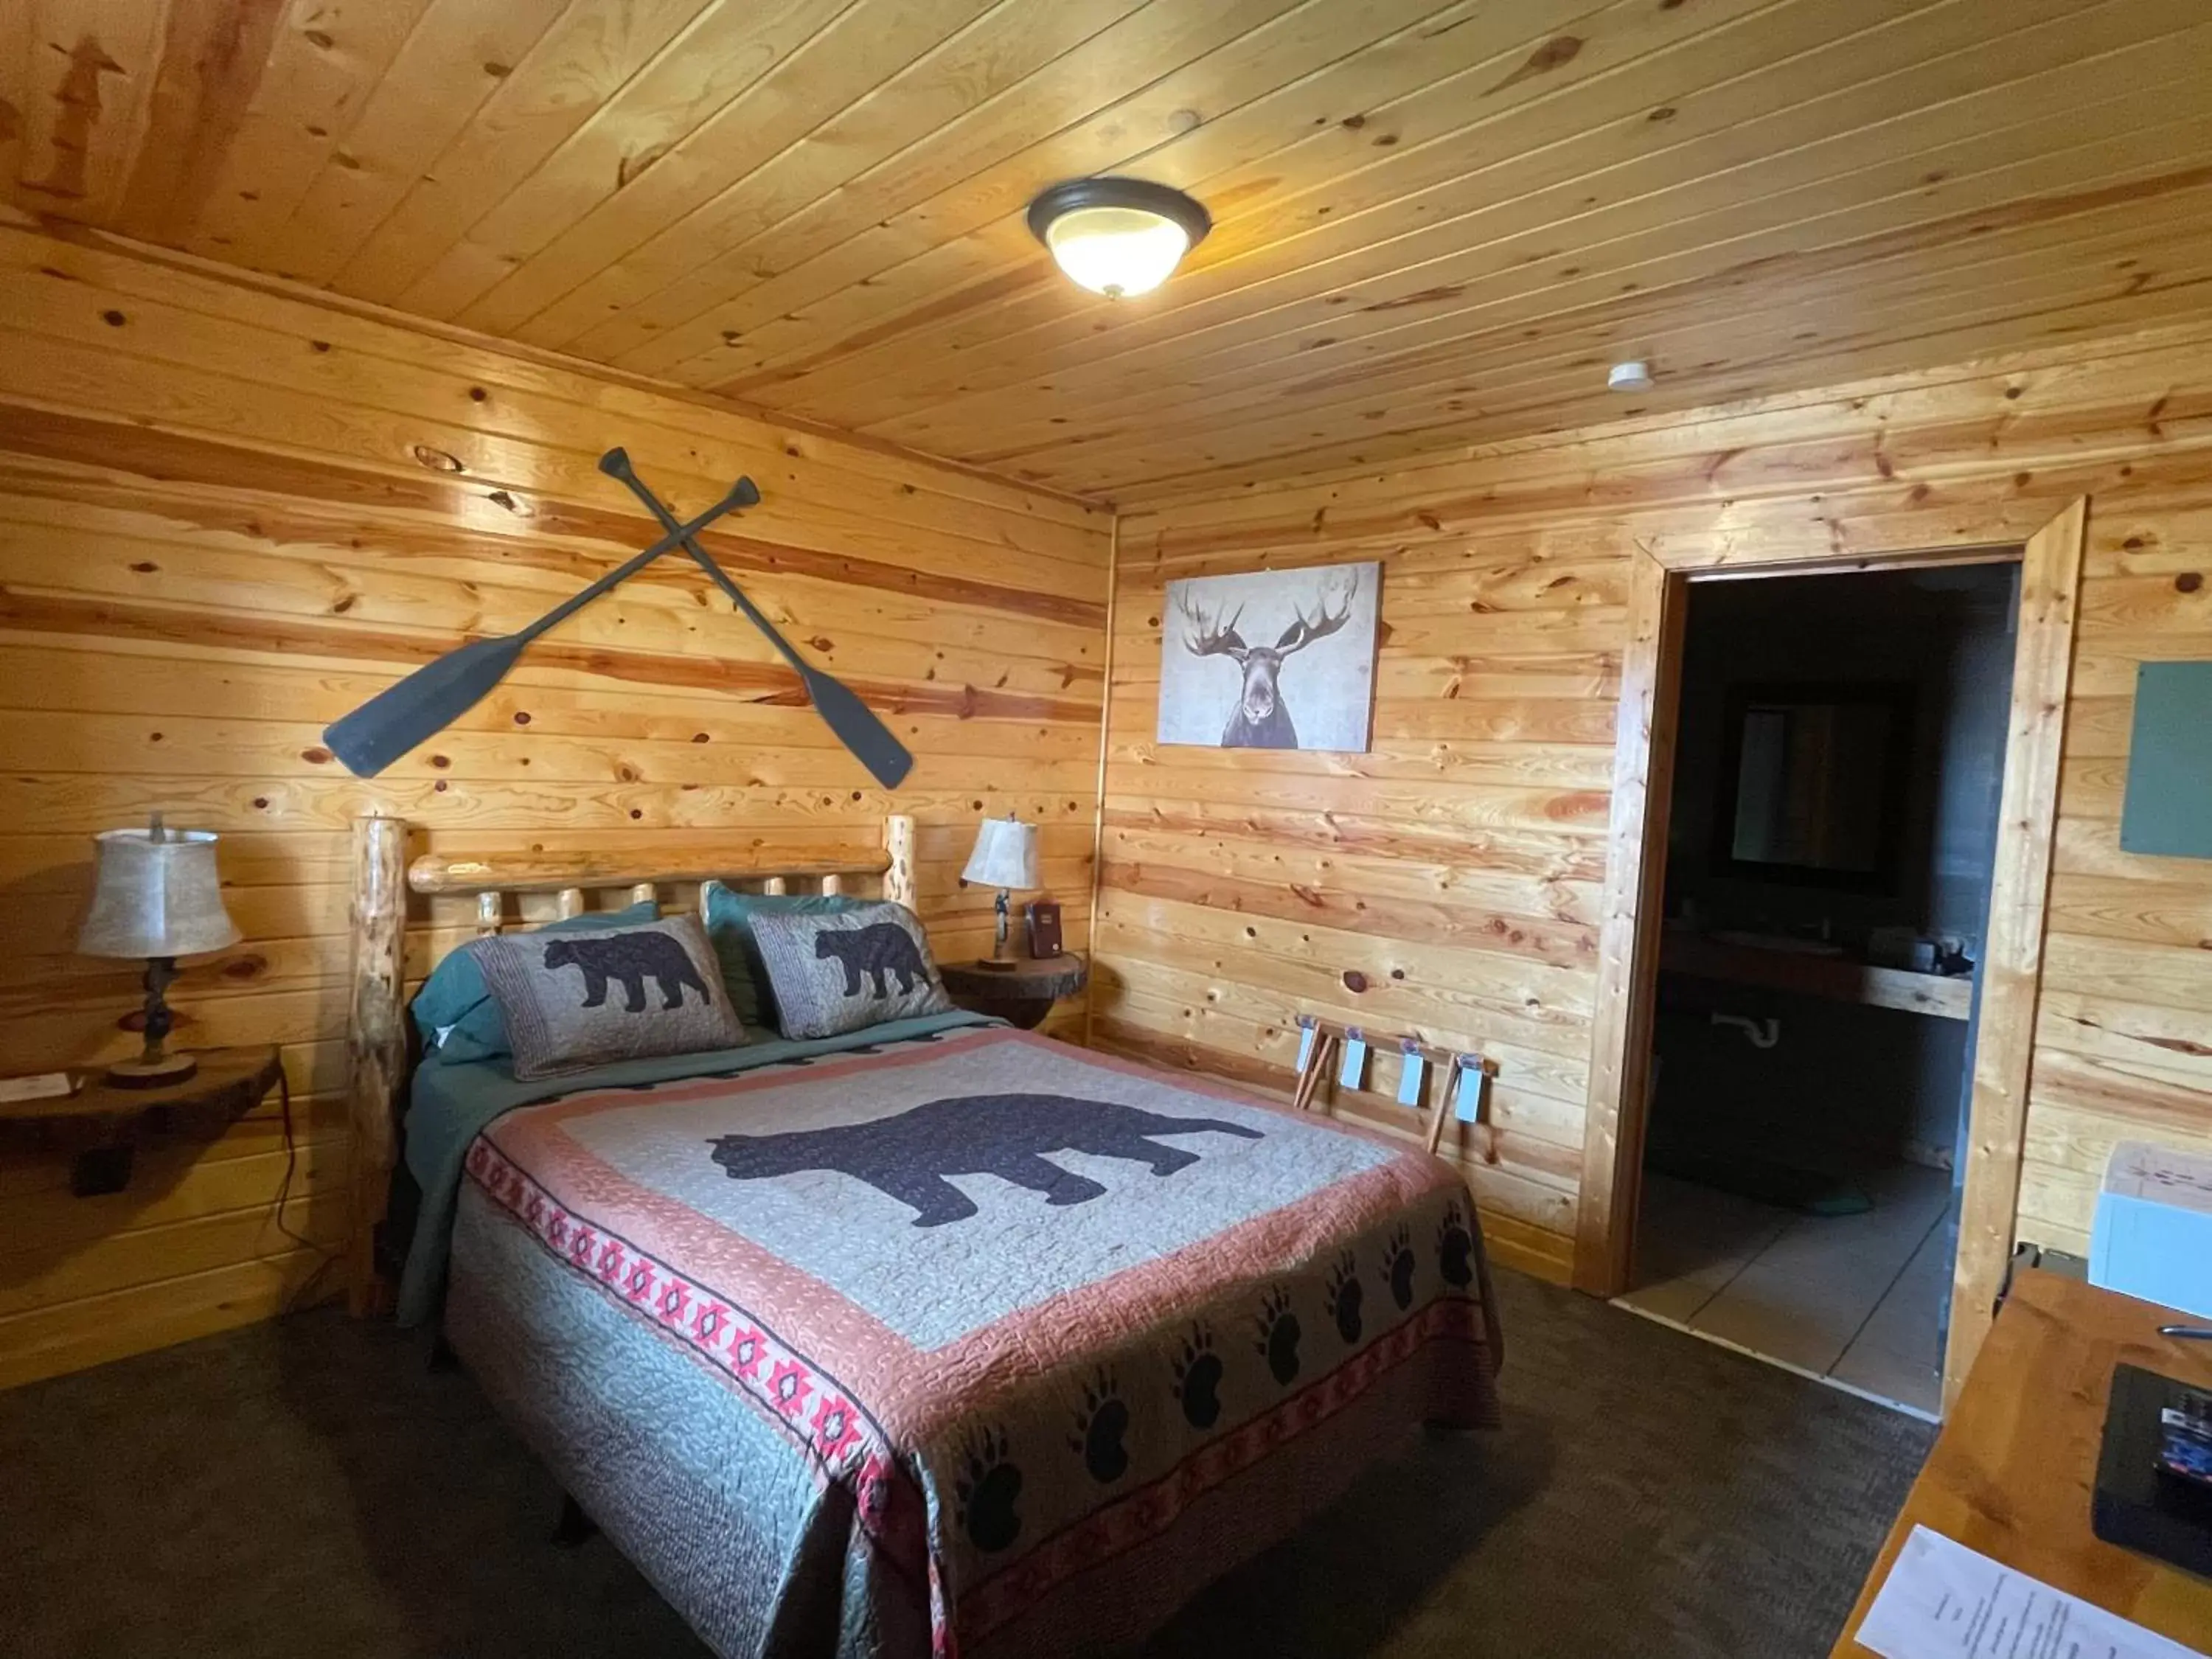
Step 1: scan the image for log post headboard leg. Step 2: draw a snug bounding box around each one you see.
[347,815,407,1317]
[884,813,916,908]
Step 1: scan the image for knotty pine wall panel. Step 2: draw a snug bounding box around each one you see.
[0,221,1109,1387]
[1100,318,2212,1285]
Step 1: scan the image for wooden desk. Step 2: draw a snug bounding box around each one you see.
[1832,1270,2212,1655]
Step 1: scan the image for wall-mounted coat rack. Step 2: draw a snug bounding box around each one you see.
[1290,1015,1497,1158]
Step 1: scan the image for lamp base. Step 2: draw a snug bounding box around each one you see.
[972,956,1020,973]
[104,1051,198,1090]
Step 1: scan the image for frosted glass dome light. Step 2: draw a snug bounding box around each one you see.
[1043,207,1190,298]
[1028,179,1211,300]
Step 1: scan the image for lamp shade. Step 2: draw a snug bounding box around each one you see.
[77,824,241,959]
[962,816,1040,891]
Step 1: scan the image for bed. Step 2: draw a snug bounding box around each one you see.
[344,813,1504,1658]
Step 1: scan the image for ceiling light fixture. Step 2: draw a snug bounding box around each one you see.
[1027,178,1211,299]
[1607,360,1655,392]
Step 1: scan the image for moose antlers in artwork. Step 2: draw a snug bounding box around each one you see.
[1175,568,1360,749]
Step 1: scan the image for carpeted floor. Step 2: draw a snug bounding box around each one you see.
[0,1267,1931,1658]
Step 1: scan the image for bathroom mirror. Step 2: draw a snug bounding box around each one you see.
[1712,681,1916,889]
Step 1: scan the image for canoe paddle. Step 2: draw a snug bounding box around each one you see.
[598,448,914,789]
[323,476,761,777]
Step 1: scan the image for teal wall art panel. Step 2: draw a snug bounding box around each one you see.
[2120,661,2212,858]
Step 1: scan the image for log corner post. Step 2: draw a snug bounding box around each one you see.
[883,813,917,908]
[347,815,408,1317]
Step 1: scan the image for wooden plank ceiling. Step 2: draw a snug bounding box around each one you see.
[6,0,2211,503]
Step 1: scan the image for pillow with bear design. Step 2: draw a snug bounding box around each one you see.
[747,901,951,1039]
[470,915,745,1081]
[411,897,658,1064]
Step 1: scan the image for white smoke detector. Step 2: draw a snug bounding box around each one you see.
[1608,360,1655,392]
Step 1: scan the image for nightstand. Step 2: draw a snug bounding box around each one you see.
[938,953,1089,1032]
[0,1046,285,1196]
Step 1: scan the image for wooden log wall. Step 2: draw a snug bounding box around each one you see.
[1098,317,2212,1286]
[0,217,1109,1388]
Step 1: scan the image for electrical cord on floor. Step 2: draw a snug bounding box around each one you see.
[268,1067,341,1314]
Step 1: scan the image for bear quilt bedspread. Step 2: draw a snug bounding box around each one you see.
[445,1023,1503,1658]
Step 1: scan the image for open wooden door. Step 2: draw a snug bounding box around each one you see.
[1941,499,2087,1409]
[1572,501,2089,1412]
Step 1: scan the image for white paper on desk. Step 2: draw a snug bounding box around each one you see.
[1857,1525,2205,1659]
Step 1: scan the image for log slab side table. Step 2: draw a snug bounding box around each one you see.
[0,1046,285,1196]
[939,953,1089,1032]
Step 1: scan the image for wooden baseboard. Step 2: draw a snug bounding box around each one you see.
[0,1246,341,1391]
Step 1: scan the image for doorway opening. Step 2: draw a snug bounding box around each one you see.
[1612,560,2020,1419]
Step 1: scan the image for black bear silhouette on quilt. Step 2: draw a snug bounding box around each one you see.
[542,932,712,1012]
[813,922,930,998]
[709,1094,1263,1225]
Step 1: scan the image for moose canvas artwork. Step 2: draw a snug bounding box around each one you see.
[1158,562,1380,751]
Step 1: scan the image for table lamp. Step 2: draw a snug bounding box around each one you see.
[961,813,1040,971]
[77,815,241,1088]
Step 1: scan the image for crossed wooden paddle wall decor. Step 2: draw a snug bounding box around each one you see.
[321,450,913,789]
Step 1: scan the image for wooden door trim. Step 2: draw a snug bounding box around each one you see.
[1573,548,1684,1296]
[1941,498,2086,1409]
[1571,501,2089,1412]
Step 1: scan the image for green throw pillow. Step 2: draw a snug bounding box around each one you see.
[699,881,862,1032]
[411,898,658,1064]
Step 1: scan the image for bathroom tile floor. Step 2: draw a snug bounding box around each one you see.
[1613,1164,1953,1419]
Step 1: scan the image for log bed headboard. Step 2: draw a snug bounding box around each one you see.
[344,812,917,1314]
